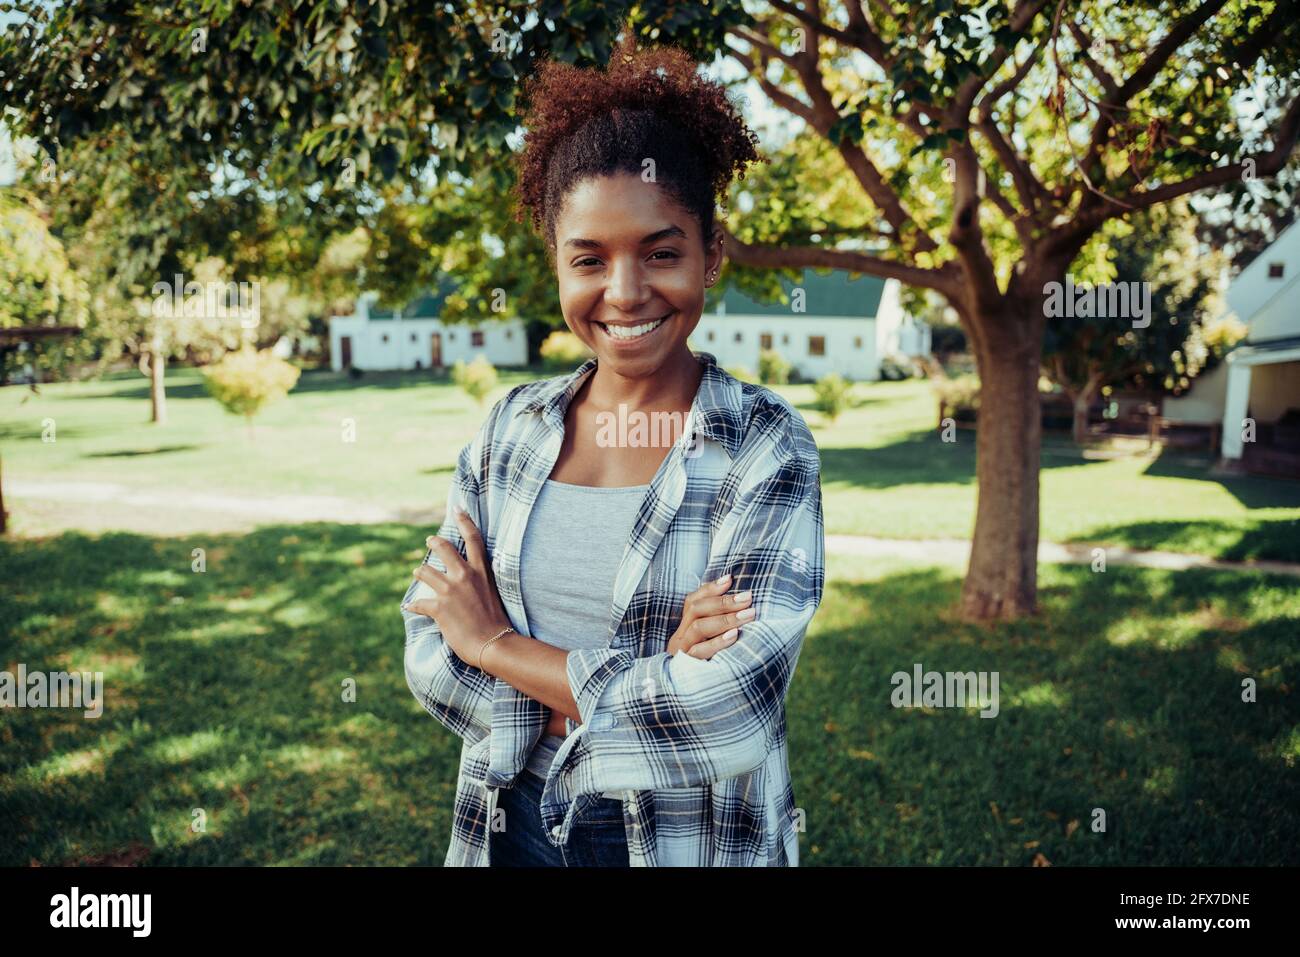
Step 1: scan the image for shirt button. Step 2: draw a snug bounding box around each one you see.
[551,825,562,838]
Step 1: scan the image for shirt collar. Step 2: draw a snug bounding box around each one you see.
[516,350,746,460]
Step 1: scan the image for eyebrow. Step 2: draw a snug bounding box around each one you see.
[563,225,687,251]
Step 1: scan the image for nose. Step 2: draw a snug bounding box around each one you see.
[603,257,652,314]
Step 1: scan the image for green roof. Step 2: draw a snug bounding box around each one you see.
[708,268,886,318]
[401,274,460,318]
[368,274,459,320]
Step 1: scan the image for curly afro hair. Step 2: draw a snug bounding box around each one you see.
[512,32,764,265]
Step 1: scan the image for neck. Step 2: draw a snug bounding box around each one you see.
[583,348,703,412]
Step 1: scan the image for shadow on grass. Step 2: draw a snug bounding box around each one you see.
[1142,446,1300,508]
[1064,518,1300,564]
[818,430,1089,490]
[85,445,203,459]
[1,527,1296,866]
[796,563,1299,865]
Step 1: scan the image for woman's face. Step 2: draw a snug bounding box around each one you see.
[553,172,723,380]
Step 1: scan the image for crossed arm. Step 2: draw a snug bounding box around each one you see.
[402,421,825,795]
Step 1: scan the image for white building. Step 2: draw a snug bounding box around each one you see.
[687,269,928,381]
[329,283,528,372]
[1163,218,1300,472]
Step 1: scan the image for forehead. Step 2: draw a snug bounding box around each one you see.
[556,173,695,240]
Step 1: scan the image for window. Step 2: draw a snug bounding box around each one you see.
[410,333,417,342]
[505,330,513,339]
[1268,262,1285,279]
[760,333,773,350]
[809,335,825,356]
[782,333,790,345]
[448,332,456,341]
[707,330,715,342]
[471,330,485,347]
[853,336,862,349]
[381,333,389,344]
[734,331,743,343]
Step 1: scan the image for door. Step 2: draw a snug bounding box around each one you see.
[430,332,443,368]
[340,336,352,369]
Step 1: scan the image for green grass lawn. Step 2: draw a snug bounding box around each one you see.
[2,528,1296,865]
[3,365,1297,559]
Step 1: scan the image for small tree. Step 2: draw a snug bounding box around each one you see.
[812,373,853,425]
[452,355,498,407]
[539,330,593,372]
[201,345,300,437]
[758,348,791,384]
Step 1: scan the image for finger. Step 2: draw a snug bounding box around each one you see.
[696,607,756,638]
[401,598,438,618]
[452,505,489,573]
[412,564,445,589]
[425,536,465,576]
[687,628,740,659]
[692,572,732,597]
[689,590,753,620]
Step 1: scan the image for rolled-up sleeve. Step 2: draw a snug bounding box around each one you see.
[400,404,502,746]
[554,451,825,796]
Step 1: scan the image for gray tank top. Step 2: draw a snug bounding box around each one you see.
[518,477,649,789]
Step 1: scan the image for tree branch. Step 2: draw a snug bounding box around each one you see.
[719,224,959,295]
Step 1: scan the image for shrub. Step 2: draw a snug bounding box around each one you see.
[812,372,853,424]
[757,348,791,385]
[539,330,593,371]
[452,355,498,406]
[201,346,301,429]
[931,374,981,422]
[879,354,914,380]
[929,324,968,357]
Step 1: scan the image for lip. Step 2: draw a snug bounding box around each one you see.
[595,313,673,348]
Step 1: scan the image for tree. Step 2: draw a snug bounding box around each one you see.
[1043,199,1228,444]
[0,187,90,382]
[201,345,302,437]
[5,1,1298,619]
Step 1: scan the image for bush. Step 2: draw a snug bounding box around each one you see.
[539,330,593,371]
[201,346,301,426]
[724,365,758,383]
[451,355,498,406]
[757,349,791,385]
[812,372,853,424]
[929,324,967,357]
[879,355,914,380]
[931,374,981,417]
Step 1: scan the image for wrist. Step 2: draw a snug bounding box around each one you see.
[479,626,525,677]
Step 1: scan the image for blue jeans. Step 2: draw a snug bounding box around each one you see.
[489,769,630,867]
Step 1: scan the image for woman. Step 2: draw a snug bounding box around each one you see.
[400,36,825,867]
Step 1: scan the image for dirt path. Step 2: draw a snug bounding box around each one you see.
[7,479,1298,577]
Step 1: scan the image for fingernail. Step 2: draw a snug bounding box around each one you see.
[737,607,756,620]
[716,573,731,585]
[724,629,738,641]
[734,590,752,604]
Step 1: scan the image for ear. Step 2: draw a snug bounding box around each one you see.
[705,226,725,283]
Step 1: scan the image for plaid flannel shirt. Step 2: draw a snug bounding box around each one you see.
[400,350,825,866]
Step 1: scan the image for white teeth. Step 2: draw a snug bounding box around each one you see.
[604,316,667,340]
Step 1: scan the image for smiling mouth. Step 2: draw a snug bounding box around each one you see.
[595,313,673,342]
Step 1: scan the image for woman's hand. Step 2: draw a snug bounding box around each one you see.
[402,505,513,668]
[666,573,755,659]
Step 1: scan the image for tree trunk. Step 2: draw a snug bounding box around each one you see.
[149,350,167,425]
[960,307,1043,621]
[1072,390,1091,445]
